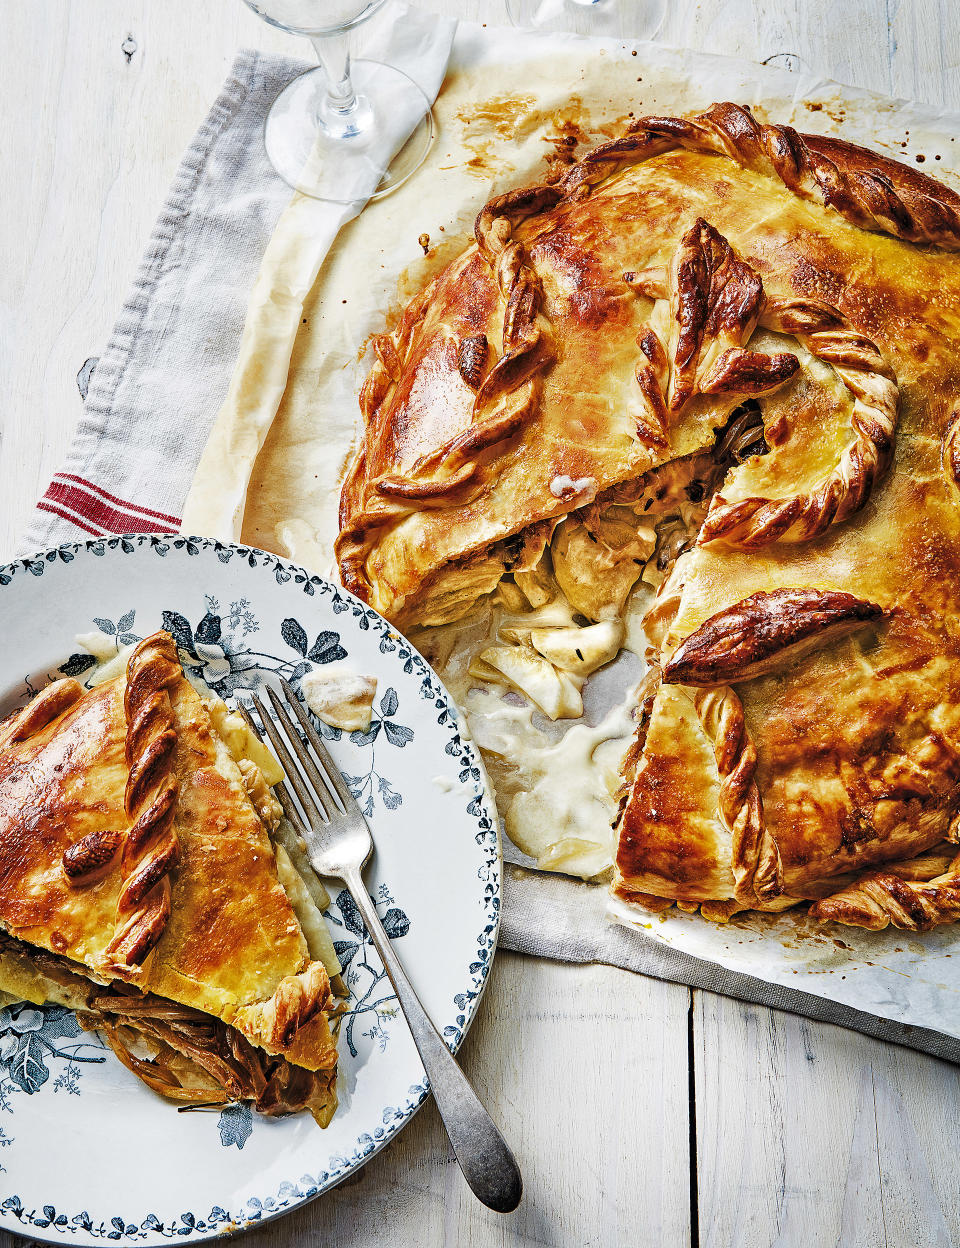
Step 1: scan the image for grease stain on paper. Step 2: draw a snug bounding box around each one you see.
[453,92,612,180]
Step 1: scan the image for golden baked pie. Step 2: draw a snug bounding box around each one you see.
[0,632,341,1121]
[337,101,960,934]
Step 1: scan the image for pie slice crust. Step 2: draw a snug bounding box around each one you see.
[0,632,340,1119]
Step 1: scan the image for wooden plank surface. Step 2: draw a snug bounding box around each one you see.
[246,956,692,1248]
[2,3,959,1247]
[693,996,960,1247]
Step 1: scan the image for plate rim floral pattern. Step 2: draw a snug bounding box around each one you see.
[0,534,502,1245]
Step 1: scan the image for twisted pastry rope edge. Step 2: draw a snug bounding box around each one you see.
[809,858,960,931]
[697,295,900,548]
[338,100,950,599]
[105,633,182,969]
[559,102,960,249]
[626,225,900,550]
[693,686,783,902]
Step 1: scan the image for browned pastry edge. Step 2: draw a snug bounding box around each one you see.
[698,295,900,548]
[338,100,944,602]
[105,633,182,969]
[943,406,960,496]
[0,678,83,750]
[613,887,675,914]
[810,865,960,931]
[232,962,333,1052]
[663,588,884,687]
[612,845,960,928]
[693,686,783,901]
[630,240,901,551]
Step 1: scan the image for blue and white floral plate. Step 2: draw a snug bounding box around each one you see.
[0,535,501,1244]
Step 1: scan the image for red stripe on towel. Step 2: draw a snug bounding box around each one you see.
[41,480,178,536]
[55,474,181,526]
[35,500,105,537]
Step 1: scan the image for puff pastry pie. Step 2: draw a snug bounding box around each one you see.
[337,102,960,934]
[0,633,340,1121]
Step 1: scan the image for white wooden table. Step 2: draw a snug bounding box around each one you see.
[3,4,960,1245]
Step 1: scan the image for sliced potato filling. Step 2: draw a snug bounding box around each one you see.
[450,454,711,723]
[408,402,770,880]
[205,695,285,787]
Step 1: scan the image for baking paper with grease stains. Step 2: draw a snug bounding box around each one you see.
[182,17,960,1049]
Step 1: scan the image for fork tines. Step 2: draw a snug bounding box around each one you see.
[235,702,308,839]
[246,680,355,829]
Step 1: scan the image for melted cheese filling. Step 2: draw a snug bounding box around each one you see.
[301,664,377,732]
[204,695,285,789]
[412,455,714,880]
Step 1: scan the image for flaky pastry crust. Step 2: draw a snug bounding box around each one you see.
[336,100,958,622]
[106,634,181,967]
[337,99,960,932]
[0,632,338,1072]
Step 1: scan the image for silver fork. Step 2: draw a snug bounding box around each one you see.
[246,679,522,1214]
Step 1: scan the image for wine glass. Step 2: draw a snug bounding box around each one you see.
[505,0,666,39]
[243,0,434,202]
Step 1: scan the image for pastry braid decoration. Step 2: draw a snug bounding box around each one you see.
[693,686,782,902]
[394,187,557,486]
[809,858,960,932]
[628,224,900,549]
[625,218,801,444]
[663,588,884,687]
[337,187,558,598]
[105,633,182,968]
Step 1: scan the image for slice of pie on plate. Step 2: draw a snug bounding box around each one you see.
[336,101,960,933]
[0,631,342,1123]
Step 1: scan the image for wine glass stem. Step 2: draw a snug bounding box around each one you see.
[310,32,357,116]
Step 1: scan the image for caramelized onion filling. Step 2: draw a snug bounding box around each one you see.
[86,993,338,1127]
[0,933,338,1125]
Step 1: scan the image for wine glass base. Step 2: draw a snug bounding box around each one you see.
[505,0,665,38]
[263,60,434,203]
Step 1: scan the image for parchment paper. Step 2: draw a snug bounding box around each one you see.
[183,17,960,1047]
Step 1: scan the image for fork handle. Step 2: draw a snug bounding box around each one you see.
[340,865,522,1213]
